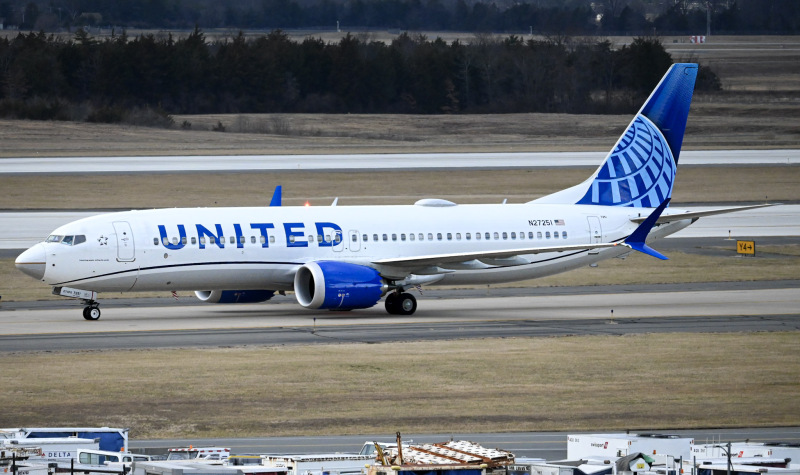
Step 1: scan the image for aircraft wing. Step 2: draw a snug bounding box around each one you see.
[372,241,625,269]
[632,203,776,224]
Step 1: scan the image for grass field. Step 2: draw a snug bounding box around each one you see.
[1,333,798,438]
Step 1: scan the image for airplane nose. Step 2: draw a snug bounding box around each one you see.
[15,243,47,281]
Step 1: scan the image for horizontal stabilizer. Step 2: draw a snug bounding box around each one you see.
[631,203,777,224]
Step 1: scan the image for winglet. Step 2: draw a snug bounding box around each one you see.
[624,198,671,260]
[269,185,282,207]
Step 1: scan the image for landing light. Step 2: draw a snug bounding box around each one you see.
[305,201,311,207]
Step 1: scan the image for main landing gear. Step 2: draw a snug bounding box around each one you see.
[82,300,101,320]
[385,291,417,315]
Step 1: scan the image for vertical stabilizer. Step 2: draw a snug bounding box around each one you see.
[533,63,698,208]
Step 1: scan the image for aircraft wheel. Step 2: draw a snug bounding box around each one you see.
[83,306,101,320]
[396,293,417,315]
[384,293,400,314]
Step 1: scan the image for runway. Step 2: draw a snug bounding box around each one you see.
[1,149,798,173]
[2,286,797,352]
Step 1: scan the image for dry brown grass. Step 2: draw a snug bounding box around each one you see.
[1,166,798,210]
[0,333,797,438]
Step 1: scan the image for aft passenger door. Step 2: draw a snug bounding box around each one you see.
[113,221,136,262]
[587,216,602,244]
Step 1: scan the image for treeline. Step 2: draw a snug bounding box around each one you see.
[0,29,721,123]
[6,0,800,35]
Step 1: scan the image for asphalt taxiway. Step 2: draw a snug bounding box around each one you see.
[2,284,797,352]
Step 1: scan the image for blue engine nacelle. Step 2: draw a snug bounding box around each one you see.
[194,290,275,304]
[294,261,387,310]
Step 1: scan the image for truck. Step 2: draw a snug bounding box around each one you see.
[1,428,129,452]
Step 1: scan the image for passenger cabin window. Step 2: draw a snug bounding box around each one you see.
[363,234,368,241]
[476,233,481,240]
[428,233,433,241]
[485,232,491,240]
[466,233,471,240]
[447,233,452,240]
[308,235,315,242]
[529,232,534,239]
[437,233,443,241]
[511,232,516,239]
[554,231,559,238]
[537,232,542,239]
[493,232,499,240]
[269,236,275,244]
[546,231,551,239]
[230,236,235,244]
[373,234,378,241]
[383,234,388,241]
[154,238,159,245]
[456,233,461,240]
[419,233,424,241]
[409,233,415,241]
[352,234,358,241]
[401,234,406,241]
[563,231,568,239]
[251,236,256,244]
[182,237,188,245]
[162,237,169,246]
[502,232,508,240]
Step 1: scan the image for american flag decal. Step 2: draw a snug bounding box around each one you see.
[555,219,565,226]
[171,291,179,300]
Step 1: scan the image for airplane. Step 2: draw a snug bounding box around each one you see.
[15,63,770,320]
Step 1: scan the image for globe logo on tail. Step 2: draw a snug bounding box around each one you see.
[577,114,676,208]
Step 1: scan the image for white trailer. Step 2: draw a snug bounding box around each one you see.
[262,454,372,475]
[131,461,243,475]
[691,442,800,461]
[0,437,99,462]
[567,434,694,461]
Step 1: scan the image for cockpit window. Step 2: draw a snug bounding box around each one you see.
[53,235,87,246]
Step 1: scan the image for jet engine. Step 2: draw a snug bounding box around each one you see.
[194,290,275,304]
[294,261,387,310]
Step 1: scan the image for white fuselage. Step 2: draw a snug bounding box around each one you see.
[34,202,690,293]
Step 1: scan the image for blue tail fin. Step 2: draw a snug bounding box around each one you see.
[534,63,697,208]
